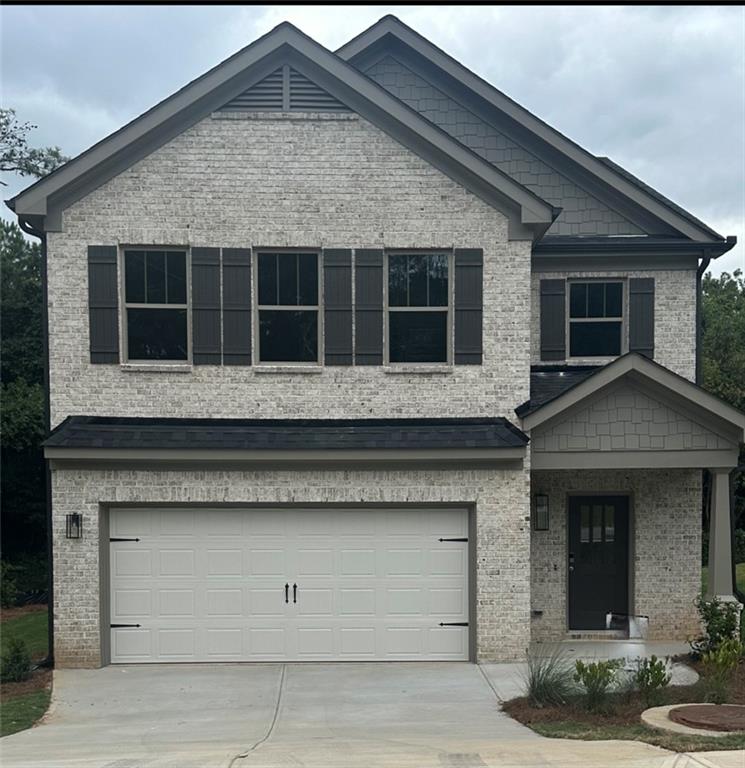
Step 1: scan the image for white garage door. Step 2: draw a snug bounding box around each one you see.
[109,507,469,663]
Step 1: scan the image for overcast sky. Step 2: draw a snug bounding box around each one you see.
[2,4,743,274]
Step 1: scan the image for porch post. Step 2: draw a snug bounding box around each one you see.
[706,468,737,601]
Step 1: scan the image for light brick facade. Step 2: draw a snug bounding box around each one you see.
[52,465,530,667]
[45,108,708,667]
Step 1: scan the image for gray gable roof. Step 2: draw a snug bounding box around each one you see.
[7,22,556,240]
[338,15,728,244]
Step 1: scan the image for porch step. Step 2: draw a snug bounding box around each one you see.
[564,631,628,641]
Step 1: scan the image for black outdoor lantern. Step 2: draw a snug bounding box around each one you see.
[533,494,549,531]
[66,513,82,539]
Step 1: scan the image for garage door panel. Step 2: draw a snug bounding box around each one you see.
[110,507,468,663]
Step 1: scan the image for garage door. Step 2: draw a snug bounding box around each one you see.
[109,507,469,662]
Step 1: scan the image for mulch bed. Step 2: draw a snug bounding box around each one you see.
[0,603,47,622]
[504,657,745,728]
[669,704,745,732]
[0,667,52,703]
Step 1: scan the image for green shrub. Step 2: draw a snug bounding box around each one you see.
[633,655,672,707]
[1,637,32,683]
[573,659,622,712]
[690,594,740,657]
[523,646,576,708]
[701,637,742,704]
[1,561,18,608]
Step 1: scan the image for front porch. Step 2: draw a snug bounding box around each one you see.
[520,354,745,644]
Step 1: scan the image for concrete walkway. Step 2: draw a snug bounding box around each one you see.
[0,662,741,768]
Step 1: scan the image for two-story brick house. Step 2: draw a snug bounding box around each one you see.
[8,17,744,667]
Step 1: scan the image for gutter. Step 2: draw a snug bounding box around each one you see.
[15,214,54,669]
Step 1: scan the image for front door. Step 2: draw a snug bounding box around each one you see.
[568,495,629,630]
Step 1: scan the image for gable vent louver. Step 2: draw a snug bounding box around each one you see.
[219,65,349,113]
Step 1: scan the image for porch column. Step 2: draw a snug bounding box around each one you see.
[706,468,737,601]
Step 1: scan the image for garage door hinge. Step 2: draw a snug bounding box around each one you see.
[110,623,141,628]
[438,538,468,542]
[110,538,140,542]
[438,622,469,627]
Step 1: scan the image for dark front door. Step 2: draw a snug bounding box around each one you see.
[568,495,629,630]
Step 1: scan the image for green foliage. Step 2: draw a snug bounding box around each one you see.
[0,637,32,683]
[690,594,740,657]
[701,637,743,704]
[0,108,67,184]
[523,646,576,708]
[573,658,622,712]
[1,561,18,608]
[1,607,49,660]
[632,655,671,707]
[0,689,51,737]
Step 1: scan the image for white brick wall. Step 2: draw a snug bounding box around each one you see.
[530,269,697,380]
[52,464,530,667]
[530,468,701,642]
[47,112,531,426]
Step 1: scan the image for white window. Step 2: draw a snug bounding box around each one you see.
[568,281,624,358]
[123,249,189,361]
[256,251,320,363]
[386,252,451,363]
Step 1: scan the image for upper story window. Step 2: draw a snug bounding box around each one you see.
[568,281,623,358]
[257,252,319,363]
[387,253,450,363]
[123,249,188,361]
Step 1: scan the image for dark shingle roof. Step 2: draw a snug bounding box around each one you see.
[516,366,601,418]
[45,416,528,451]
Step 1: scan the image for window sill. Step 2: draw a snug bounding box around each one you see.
[120,363,193,374]
[253,365,324,375]
[383,365,454,375]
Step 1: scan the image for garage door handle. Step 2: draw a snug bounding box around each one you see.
[285,583,289,604]
[293,583,297,603]
[111,623,141,628]
[438,622,468,627]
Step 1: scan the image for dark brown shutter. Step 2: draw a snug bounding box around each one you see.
[191,248,221,365]
[323,249,352,365]
[454,248,483,364]
[354,249,384,365]
[540,279,566,361]
[222,248,251,365]
[87,245,119,364]
[629,277,655,358]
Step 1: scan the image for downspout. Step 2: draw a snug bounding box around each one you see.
[17,216,54,668]
[695,250,710,386]
[733,465,745,605]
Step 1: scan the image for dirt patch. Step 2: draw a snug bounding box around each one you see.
[0,604,47,622]
[0,667,52,702]
[669,704,745,732]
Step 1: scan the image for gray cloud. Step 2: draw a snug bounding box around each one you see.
[2,4,742,273]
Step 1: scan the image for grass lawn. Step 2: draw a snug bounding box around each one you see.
[1,606,51,738]
[1,607,49,661]
[701,562,745,596]
[0,688,52,738]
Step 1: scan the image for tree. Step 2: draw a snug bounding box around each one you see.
[0,109,67,184]
[702,269,745,544]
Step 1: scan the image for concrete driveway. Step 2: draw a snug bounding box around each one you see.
[0,663,740,768]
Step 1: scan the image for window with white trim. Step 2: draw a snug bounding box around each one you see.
[123,249,188,361]
[257,252,319,362]
[387,252,450,363]
[568,281,623,357]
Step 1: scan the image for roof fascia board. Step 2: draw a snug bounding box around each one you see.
[532,253,699,272]
[12,24,555,240]
[44,446,526,463]
[531,448,740,471]
[338,19,723,242]
[522,353,745,438]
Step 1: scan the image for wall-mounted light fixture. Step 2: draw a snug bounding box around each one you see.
[66,513,82,539]
[533,494,549,531]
